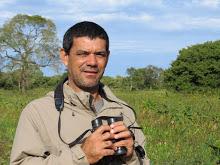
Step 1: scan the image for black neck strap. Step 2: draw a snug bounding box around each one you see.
[54,77,142,148]
[54,77,91,147]
[54,77,68,111]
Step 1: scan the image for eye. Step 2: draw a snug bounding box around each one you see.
[95,51,108,57]
[77,51,89,56]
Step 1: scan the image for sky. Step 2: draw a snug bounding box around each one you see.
[1,0,220,77]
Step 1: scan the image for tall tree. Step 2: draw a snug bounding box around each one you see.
[0,14,60,92]
[127,65,163,90]
[164,40,220,91]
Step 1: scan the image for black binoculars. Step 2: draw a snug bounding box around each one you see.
[91,116,127,156]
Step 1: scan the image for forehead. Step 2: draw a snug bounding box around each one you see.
[72,36,107,50]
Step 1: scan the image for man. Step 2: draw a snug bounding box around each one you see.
[10,21,150,164]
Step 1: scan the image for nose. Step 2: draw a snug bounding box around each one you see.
[86,54,97,66]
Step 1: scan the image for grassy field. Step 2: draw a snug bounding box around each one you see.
[0,88,220,164]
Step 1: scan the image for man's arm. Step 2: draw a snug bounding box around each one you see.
[10,104,89,165]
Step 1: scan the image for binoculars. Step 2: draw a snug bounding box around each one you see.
[91,116,127,156]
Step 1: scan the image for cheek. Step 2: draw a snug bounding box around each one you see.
[67,61,79,75]
[68,58,85,69]
[99,59,108,68]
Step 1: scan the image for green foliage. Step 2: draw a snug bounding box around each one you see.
[0,88,52,164]
[116,90,220,164]
[101,76,128,89]
[0,72,17,89]
[0,89,219,164]
[102,65,164,91]
[164,40,220,91]
[0,14,60,92]
[0,70,62,90]
[126,65,164,90]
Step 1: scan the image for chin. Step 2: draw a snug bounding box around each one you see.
[85,83,99,88]
[81,85,99,92]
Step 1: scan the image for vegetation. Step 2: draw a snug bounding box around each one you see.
[164,41,220,91]
[0,88,53,164]
[101,65,164,91]
[1,15,219,93]
[0,14,60,92]
[126,65,163,90]
[0,88,219,164]
[116,90,220,164]
[0,65,164,91]
[0,71,62,90]
[0,12,220,165]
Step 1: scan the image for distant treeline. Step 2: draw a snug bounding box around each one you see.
[0,14,219,92]
[0,65,163,91]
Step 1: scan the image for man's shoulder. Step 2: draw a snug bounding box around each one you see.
[102,85,130,106]
[22,91,55,114]
[102,84,136,118]
[30,91,54,105]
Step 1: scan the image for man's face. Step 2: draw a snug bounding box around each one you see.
[61,36,109,92]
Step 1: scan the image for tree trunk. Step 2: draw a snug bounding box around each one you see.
[18,81,21,91]
[20,65,26,93]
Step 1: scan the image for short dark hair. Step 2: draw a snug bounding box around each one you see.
[63,21,109,54]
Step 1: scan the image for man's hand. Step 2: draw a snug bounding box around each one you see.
[81,125,115,164]
[110,121,134,157]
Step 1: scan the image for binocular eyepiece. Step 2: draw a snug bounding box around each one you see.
[91,116,127,156]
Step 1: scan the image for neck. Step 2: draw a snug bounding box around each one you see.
[67,80,101,101]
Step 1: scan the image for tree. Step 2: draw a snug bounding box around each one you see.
[0,14,60,92]
[127,65,164,90]
[0,67,44,90]
[0,71,18,89]
[164,41,220,91]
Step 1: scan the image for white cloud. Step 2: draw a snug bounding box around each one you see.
[47,0,164,9]
[0,11,16,25]
[95,0,164,8]
[0,0,16,8]
[94,0,135,7]
[110,40,176,54]
[1,0,220,33]
[0,11,15,19]
[111,40,154,53]
[149,14,220,31]
[44,9,153,24]
[192,0,220,8]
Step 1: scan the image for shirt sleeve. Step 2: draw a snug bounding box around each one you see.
[124,121,150,165]
[10,103,90,165]
[122,107,151,165]
[123,149,150,165]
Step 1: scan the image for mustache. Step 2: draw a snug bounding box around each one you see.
[81,66,99,72]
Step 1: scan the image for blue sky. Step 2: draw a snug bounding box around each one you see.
[1,0,220,76]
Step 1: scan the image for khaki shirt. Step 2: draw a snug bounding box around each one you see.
[10,83,150,165]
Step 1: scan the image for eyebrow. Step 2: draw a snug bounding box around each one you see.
[76,50,107,54]
[76,50,88,53]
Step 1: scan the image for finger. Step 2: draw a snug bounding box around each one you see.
[113,139,133,148]
[102,140,113,148]
[102,132,111,140]
[111,125,128,134]
[114,130,132,139]
[110,121,124,128]
[113,142,134,157]
[95,125,111,134]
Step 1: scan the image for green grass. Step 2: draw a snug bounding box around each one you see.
[0,88,52,164]
[116,90,220,165]
[0,88,220,164]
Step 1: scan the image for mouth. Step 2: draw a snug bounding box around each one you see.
[83,70,98,76]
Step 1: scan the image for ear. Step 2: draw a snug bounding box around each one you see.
[60,48,69,66]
